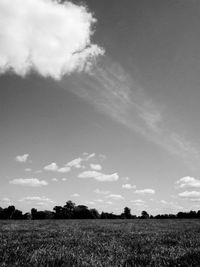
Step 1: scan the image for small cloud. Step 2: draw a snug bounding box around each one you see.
[131,199,145,206]
[85,201,95,205]
[95,199,104,203]
[106,194,124,200]
[161,200,168,204]
[122,177,130,181]
[99,154,106,160]
[1,197,12,204]
[94,189,110,194]
[58,167,71,173]
[44,162,71,173]
[44,162,58,171]
[179,191,200,198]
[62,178,67,181]
[135,189,155,195]
[122,184,136,189]
[10,178,48,187]
[19,196,54,203]
[78,171,119,182]
[52,178,58,182]
[25,168,32,172]
[15,154,29,163]
[105,201,113,205]
[85,153,96,161]
[66,158,83,168]
[72,193,80,197]
[90,163,102,171]
[176,176,200,188]
[131,199,145,204]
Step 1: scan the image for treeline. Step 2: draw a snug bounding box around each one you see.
[1,200,200,220]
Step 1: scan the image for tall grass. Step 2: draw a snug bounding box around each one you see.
[1,219,200,266]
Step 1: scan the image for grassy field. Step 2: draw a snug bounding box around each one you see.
[1,219,200,266]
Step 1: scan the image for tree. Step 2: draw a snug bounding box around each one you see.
[63,200,76,218]
[141,210,149,219]
[31,208,38,220]
[124,207,131,219]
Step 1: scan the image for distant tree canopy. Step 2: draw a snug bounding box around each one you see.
[1,201,200,220]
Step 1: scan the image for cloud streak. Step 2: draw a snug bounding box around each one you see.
[61,59,200,169]
[0,0,104,79]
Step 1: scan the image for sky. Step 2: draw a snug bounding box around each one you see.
[1,0,200,215]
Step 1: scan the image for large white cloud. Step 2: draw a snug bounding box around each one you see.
[176,176,200,188]
[0,0,104,79]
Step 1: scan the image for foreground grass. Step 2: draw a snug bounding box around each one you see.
[1,219,200,266]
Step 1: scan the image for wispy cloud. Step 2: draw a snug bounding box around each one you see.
[61,59,200,168]
[19,196,54,203]
[106,194,124,200]
[9,178,48,187]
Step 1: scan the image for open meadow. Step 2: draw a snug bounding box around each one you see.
[1,219,200,266]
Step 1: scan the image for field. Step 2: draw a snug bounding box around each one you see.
[1,219,200,266]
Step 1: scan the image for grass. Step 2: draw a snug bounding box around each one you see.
[1,219,200,266]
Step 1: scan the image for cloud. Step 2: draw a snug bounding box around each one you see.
[131,199,145,206]
[105,201,113,205]
[19,196,54,203]
[85,153,96,161]
[176,176,200,188]
[9,178,48,186]
[44,162,70,173]
[94,188,110,195]
[63,60,200,169]
[44,162,58,171]
[179,191,200,198]
[160,200,168,204]
[15,154,29,163]
[25,168,32,172]
[106,194,124,200]
[0,197,12,205]
[52,178,58,182]
[62,178,67,181]
[90,163,102,171]
[122,184,136,189]
[72,193,80,197]
[95,199,104,203]
[0,0,104,79]
[78,171,119,182]
[85,201,95,205]
[135,189,155,195]
[57,167,71,173]
[66,157,83,168]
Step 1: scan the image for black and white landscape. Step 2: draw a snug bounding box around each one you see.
[1,0,200,266]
